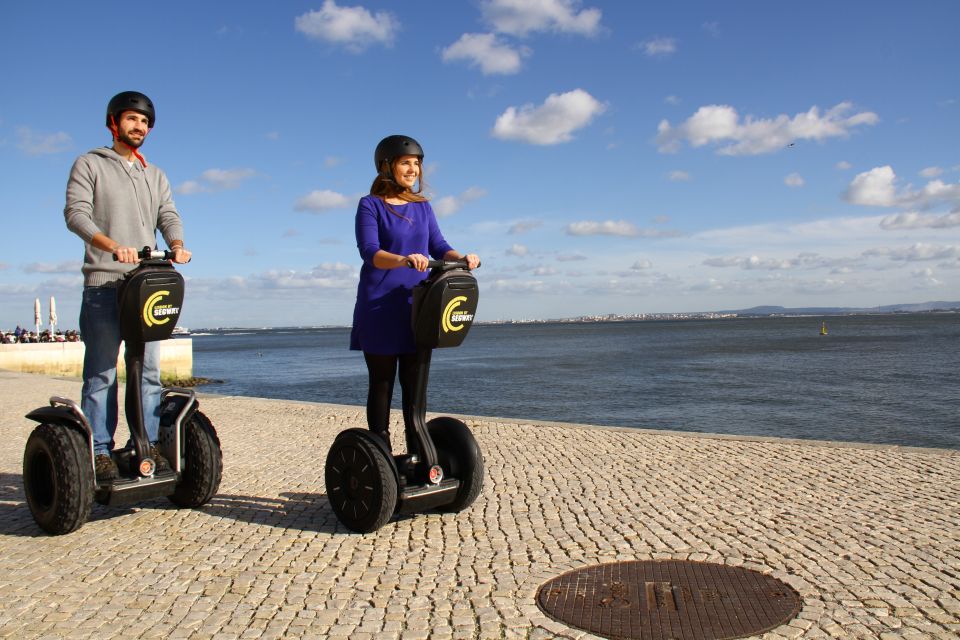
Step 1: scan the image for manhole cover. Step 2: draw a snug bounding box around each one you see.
[536,560,802,640]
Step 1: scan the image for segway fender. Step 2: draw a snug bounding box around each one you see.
[24,405,95,478]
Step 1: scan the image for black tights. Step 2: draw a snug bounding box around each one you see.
[363,352,419,452]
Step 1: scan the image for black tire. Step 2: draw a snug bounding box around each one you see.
[427,417,484,513]
[325,429,397,533]
[22,423,94,535]
[168,411,222,508]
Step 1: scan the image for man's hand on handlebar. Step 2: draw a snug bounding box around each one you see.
[171,246,192,264]
[112,246,140,264]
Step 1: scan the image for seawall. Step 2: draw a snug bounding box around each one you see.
[0,338,192,378]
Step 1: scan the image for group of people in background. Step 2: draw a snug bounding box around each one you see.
[2,327,81,344]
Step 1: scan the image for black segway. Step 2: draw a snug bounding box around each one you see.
[325,259,484,533]
[22,248,222,535]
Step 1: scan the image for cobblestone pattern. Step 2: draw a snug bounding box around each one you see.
[0,371,957,639]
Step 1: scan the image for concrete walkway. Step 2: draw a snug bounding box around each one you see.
[0,370,957,639]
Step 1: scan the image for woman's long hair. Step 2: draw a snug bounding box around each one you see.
[369,158,429,217]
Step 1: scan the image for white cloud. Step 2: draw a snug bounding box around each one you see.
[638,37,676,57]
[664,95,681,106]
[668,170,690,182]
[481,0,601,37]
[880,211,960,230]
[864,243,959,262]
[16,127,72,155]
[556,252,587,262]
[506,243,529,257]
[441,33,529,75]
[631,259,652,270]
[23,261,81,274]
[492,89,606,145]
[566,220,638,237]
[509,220,543,234]
[432,186,487,217]
[845,165,960,209]
[657,102,878,155]
[176,168,256,194]
[294,189,351,212]
[835,160,852,170]
[784,173,805,188]
[919,166,943,179]
[533,266,557,276]
[294,0,397,52]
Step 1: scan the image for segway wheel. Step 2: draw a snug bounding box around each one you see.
[325,429,397,533]
[427,417,484,513]
[168,411,222,508]
[22,423,94,535]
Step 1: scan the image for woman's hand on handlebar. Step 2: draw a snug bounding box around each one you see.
[463,253,480,270]
[406,253,430,272]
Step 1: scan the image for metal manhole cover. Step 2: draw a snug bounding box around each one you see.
[536,560,802,640]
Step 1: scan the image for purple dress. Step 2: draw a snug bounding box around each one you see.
[350,195,453,354]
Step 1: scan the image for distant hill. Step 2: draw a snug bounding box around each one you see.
[730,301,960,316]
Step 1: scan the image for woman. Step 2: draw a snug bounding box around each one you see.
[350,135,480,452]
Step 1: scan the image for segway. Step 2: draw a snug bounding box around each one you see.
[325,259,484,533]
[22,248,222,535]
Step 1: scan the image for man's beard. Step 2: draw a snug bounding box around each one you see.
[118,131,144,149]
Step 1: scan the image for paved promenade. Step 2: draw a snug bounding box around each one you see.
[0,370,957,639]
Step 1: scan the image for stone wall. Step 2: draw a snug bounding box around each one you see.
[0,339,193,379]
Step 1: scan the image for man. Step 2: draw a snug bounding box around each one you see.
[64,91,191,481]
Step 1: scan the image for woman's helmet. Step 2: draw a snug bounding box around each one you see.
[106,91,156,128]
[374,135,423,173]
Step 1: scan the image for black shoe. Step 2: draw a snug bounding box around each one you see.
[95,454,119,482]
[149,444,171,473]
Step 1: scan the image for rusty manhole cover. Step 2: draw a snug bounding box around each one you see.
[536,560,802,640]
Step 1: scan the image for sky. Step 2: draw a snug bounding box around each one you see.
[1,1,958,330]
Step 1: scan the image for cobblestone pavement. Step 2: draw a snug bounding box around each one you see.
[0,370,957,639]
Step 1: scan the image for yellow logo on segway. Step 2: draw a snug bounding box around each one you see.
[143,291,180,327]
[442,296,473,333]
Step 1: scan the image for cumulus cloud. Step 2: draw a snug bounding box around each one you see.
[442,33,529,75]
[492,89,606,145]
[294,189,351,212]
[702,253,859,272]
[631,259,652,270]
[638,37,676,57]
[864,243,960,262]
[919,166,943,179]
[836,160,852,170]
[668,170,690,182]
[176,168,256,195]
[481,0,601,37]
[432,186,487,217]
[23,261,81,274]
[295,0,397,52]
[506,243,529,257]
[880,211,960,230]
[565,220,683,238]
[16,127,72,155]
[784,173,805,188]
[845,165,960,209]
[509,220,543,234]
[656,102,878,155]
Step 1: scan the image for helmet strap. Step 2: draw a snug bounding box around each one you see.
[109,114,148,168]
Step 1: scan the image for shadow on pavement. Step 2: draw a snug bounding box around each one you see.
[197,492,343,534]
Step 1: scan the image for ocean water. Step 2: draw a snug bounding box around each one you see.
[192,314,960,449]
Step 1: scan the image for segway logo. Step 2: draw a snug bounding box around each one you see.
[442,296,473,333]
[142,291,180,327]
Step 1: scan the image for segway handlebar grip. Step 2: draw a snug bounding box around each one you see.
[406,259,480,271]
[112,247,178,261]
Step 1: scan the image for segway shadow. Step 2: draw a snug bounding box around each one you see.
[325,259,484,533]
[22,248,222,535]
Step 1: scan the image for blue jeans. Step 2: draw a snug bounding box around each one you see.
[79,286,161,454]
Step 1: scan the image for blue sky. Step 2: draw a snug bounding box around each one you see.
[2,1,958,329]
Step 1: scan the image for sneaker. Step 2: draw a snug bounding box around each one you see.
[149,444,171,473]
[95,454,119,482]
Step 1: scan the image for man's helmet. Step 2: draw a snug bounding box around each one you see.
[374,135,423,172]
[106,91,156,128]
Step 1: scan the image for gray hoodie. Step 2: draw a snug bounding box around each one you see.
[64,146,184,287]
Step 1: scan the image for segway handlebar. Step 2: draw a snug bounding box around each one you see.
[112,247,186,262]
[407,258,481,271]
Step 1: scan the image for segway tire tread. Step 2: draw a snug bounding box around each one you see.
[168,410,222,508]
[23,423,94,535]
[325,430,398,533]
[427,417,484,513]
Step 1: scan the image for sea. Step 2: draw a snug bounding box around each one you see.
[191,313,960,450]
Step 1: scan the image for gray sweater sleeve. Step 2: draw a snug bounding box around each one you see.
[154,169,184,247]
[63,155,102,244]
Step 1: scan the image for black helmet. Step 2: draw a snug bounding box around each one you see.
[374,135,423,172]
[106,91,155,128]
